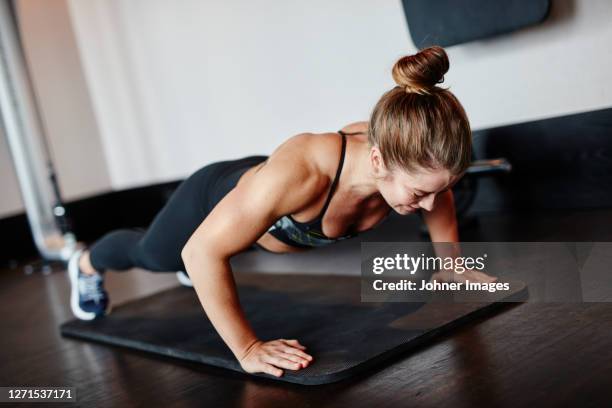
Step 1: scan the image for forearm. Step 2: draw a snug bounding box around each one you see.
[182,250,259,360]
[423,190,460,258]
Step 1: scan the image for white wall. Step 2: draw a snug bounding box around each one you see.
[66,0,612,191]
[3,0,612,217]
[450,0,612,128]
[67,0,409,187]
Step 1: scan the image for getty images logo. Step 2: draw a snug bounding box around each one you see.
[371,253,488,275]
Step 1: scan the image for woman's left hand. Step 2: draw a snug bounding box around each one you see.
[430,268,497,284]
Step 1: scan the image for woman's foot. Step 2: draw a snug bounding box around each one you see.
[67,248,111,320]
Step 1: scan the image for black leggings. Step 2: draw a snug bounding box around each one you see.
[88,155,269,273]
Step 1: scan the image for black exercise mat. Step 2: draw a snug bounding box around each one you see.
[60,273,526,385]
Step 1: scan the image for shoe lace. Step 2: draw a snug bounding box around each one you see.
[79,274,105,304]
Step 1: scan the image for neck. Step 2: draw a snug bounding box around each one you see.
[345,137,380,199]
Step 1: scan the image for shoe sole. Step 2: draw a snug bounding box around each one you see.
[176,270,194,287]
[68,249,111,320]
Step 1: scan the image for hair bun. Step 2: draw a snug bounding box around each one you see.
[392,46,449,95]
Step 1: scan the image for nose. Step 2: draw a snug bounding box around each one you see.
[418,193,436,211]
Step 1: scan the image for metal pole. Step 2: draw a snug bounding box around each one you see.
[0,0,76,261]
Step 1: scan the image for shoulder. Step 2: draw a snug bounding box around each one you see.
[241,133,328,213]
[339,121,369,134]
[271,132,343,176]
[253,132,344,209]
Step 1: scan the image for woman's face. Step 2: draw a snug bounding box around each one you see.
[374,160,459,215]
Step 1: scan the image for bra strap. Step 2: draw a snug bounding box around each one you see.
[317,131,347,217]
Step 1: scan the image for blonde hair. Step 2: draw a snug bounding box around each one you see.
[368,46,471,175]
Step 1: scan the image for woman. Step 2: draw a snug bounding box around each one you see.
[68,46,478,378]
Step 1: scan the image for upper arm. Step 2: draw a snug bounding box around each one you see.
[182,135,322,260]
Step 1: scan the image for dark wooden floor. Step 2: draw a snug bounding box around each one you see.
[2,208,612,407]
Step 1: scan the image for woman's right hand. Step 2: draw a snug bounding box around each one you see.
[238,339,313,377]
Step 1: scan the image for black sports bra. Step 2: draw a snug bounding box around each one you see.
[266,130,357,248]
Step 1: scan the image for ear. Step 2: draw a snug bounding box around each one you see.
[369,145,388,176]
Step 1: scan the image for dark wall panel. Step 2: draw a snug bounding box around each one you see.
[402,0,550,47]
[471,107,612,212]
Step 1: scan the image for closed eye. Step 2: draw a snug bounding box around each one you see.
[418,187,450,197]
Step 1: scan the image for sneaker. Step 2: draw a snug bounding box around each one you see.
[68,248,111,320]
[176,270,193,287]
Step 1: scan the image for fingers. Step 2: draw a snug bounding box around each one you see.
[262,354,303,371]
[239,339,313,378]
[277,351,310,368]
[280,345,313,361]
[280,339,306,349]
[473,270,497,283]
[277,340,312,366]
[261,363,283,378]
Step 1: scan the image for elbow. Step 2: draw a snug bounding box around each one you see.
[181,241,225,266]
[181,244,196,266]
